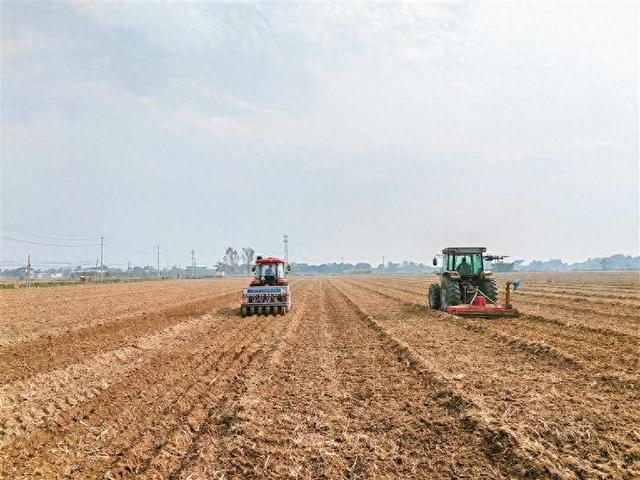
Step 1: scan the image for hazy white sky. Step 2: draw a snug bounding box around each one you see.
[2,1,639,268]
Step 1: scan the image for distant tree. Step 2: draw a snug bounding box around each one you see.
[242,247,255,276]
[223,247,240,273]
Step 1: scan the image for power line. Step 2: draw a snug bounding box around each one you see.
[1,236,101,248]
[100,235,104,279]
[1,221,99,241]
[103,243,156,256]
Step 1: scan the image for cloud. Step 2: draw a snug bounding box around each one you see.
[2,29,38,62]
[2,1,638,265]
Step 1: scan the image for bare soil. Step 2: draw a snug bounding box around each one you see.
[1,273,638,479]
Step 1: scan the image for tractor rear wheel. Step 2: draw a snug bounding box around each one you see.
[428,284,441,309]
[441,276,461,307]
[479,278,498,302]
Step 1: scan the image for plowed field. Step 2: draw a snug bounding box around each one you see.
[1,273,638,479]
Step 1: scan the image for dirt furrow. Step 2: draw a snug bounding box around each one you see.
[380,275,640,298]
[0,280,312,479]
[353,278,640,379]
[137,282,314,480]
[0,289,242,384]
[515,287,640,304]
[348,278,639,384]
[0,279,248,346]
[359,277,640,340]
[176,278,542,479]
[338,278,640,479]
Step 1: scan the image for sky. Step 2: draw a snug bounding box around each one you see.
[2,1,639,269]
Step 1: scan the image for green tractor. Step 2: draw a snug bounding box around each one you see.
[428,247,519,317]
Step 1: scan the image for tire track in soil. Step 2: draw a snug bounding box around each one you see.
[0,281,300,437]
[153,281,315,480]
[1,312,259,479]
[0,279,313,480]
[0,280,248,347]
[387,277,640,301]
[167,280,317,479]
[517,289,640,306]
[346,278,639,388]
[0,287,245,384]
[176,278,538,479]
[338,277,640,479]
[0,309,243,442]
[360,277,640,346]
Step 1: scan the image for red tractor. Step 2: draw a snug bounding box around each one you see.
[240,256,291,316]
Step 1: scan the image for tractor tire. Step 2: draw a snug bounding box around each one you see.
[240,306,247,317]
[280,306,286,315]
[441,276,461,307]
[428,284,441,309]
[479,278,498,302]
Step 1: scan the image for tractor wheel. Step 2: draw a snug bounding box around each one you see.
[240,306,247,317]
[479,278,498,302]
[280,306,286,315]
[428,284,441,309]
[441,276,461,307]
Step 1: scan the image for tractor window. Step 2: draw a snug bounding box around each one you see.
[259,263,284,278]
[260,264,276,277]
[454,254,483,275]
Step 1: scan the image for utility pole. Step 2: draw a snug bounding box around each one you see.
[283,234,289,264]
[191,249,196,278]
[156,245,160,279]
[100,235,104,280]
[26,254,31,289]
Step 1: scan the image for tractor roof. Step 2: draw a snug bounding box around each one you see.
[256,256,285,265]
[442,247,487,254]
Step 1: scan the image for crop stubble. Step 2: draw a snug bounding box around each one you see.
[0,273,638,478]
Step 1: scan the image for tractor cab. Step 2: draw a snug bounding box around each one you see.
[250,256,290,287]
[435,247,488,278]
